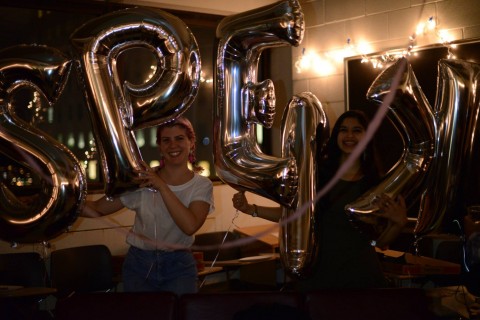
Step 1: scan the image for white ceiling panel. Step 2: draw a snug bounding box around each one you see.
[113,0,279,15]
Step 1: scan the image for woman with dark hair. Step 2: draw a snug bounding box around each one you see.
[232,110,407,289]
[298,109,406,290]
[317,109,383,189]
[81,116,214,295]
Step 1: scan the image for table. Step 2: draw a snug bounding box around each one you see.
[202,253,281,289]
[234,224,279,256]
[376,248,462,288]
[198,266,223,277]
[0,286,57,299]
[203,254,278,268]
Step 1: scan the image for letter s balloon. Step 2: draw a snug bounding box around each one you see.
[71,7,201,197]
[0,45,87,244]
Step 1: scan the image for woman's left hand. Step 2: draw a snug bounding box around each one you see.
[376,193,408,227]
[134,165,162,190]
[373,193,409,248]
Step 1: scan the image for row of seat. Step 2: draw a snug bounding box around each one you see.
[54,288,439,320]
[0,244,115,299]
[0,231,246,299]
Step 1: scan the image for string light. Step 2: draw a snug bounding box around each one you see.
[200,71,213,84]
[296,15,456,74]
[26,91,47,125]
[294,48,336,75]
[357,16,456,69]
[84,137,98,180]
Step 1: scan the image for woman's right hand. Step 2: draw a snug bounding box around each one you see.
[232,191,252,214]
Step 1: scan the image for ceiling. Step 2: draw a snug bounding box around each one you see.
[115,0,279,16]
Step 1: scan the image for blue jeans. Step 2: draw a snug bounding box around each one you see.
[122,246,197,295]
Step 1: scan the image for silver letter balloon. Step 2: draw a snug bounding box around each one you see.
[0,45,87,243]
[213,0,326,276]
[71,7,201,197]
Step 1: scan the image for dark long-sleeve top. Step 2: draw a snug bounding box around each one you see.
[296,178,387,290]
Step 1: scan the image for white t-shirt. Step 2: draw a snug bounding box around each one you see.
[120,173,214,251]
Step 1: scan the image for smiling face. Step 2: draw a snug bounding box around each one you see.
[158,125,193,167]
[337,117,366,156]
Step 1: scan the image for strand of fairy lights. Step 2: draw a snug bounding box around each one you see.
[295,15,457,74]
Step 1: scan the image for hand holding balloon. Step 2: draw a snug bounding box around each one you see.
[232,191,283,222]
[348,193,407,246]
[373,194,408,227]
[371,193,408,248]
[134,167,163,190]
[232,191,251,214]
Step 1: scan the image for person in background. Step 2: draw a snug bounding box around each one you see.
[232,109,407,289]
[81,116,214,295]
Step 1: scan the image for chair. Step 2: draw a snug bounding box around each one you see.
[0,252,51,319]
[49,244,115,299]
[0,252,49,287]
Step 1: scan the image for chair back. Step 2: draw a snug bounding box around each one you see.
[0,252,48,287]
[193,231,241,261]
[50,244,114,298]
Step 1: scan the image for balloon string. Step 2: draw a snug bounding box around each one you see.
[198,209,240,289]
[153,192,158,250]
[207,209,240,268]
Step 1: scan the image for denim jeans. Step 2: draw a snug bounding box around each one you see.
[122,246,197,295]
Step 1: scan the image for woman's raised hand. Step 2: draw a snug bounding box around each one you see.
[232,191,252,214]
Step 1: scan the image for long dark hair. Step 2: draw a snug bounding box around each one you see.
[317,109,382,189]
